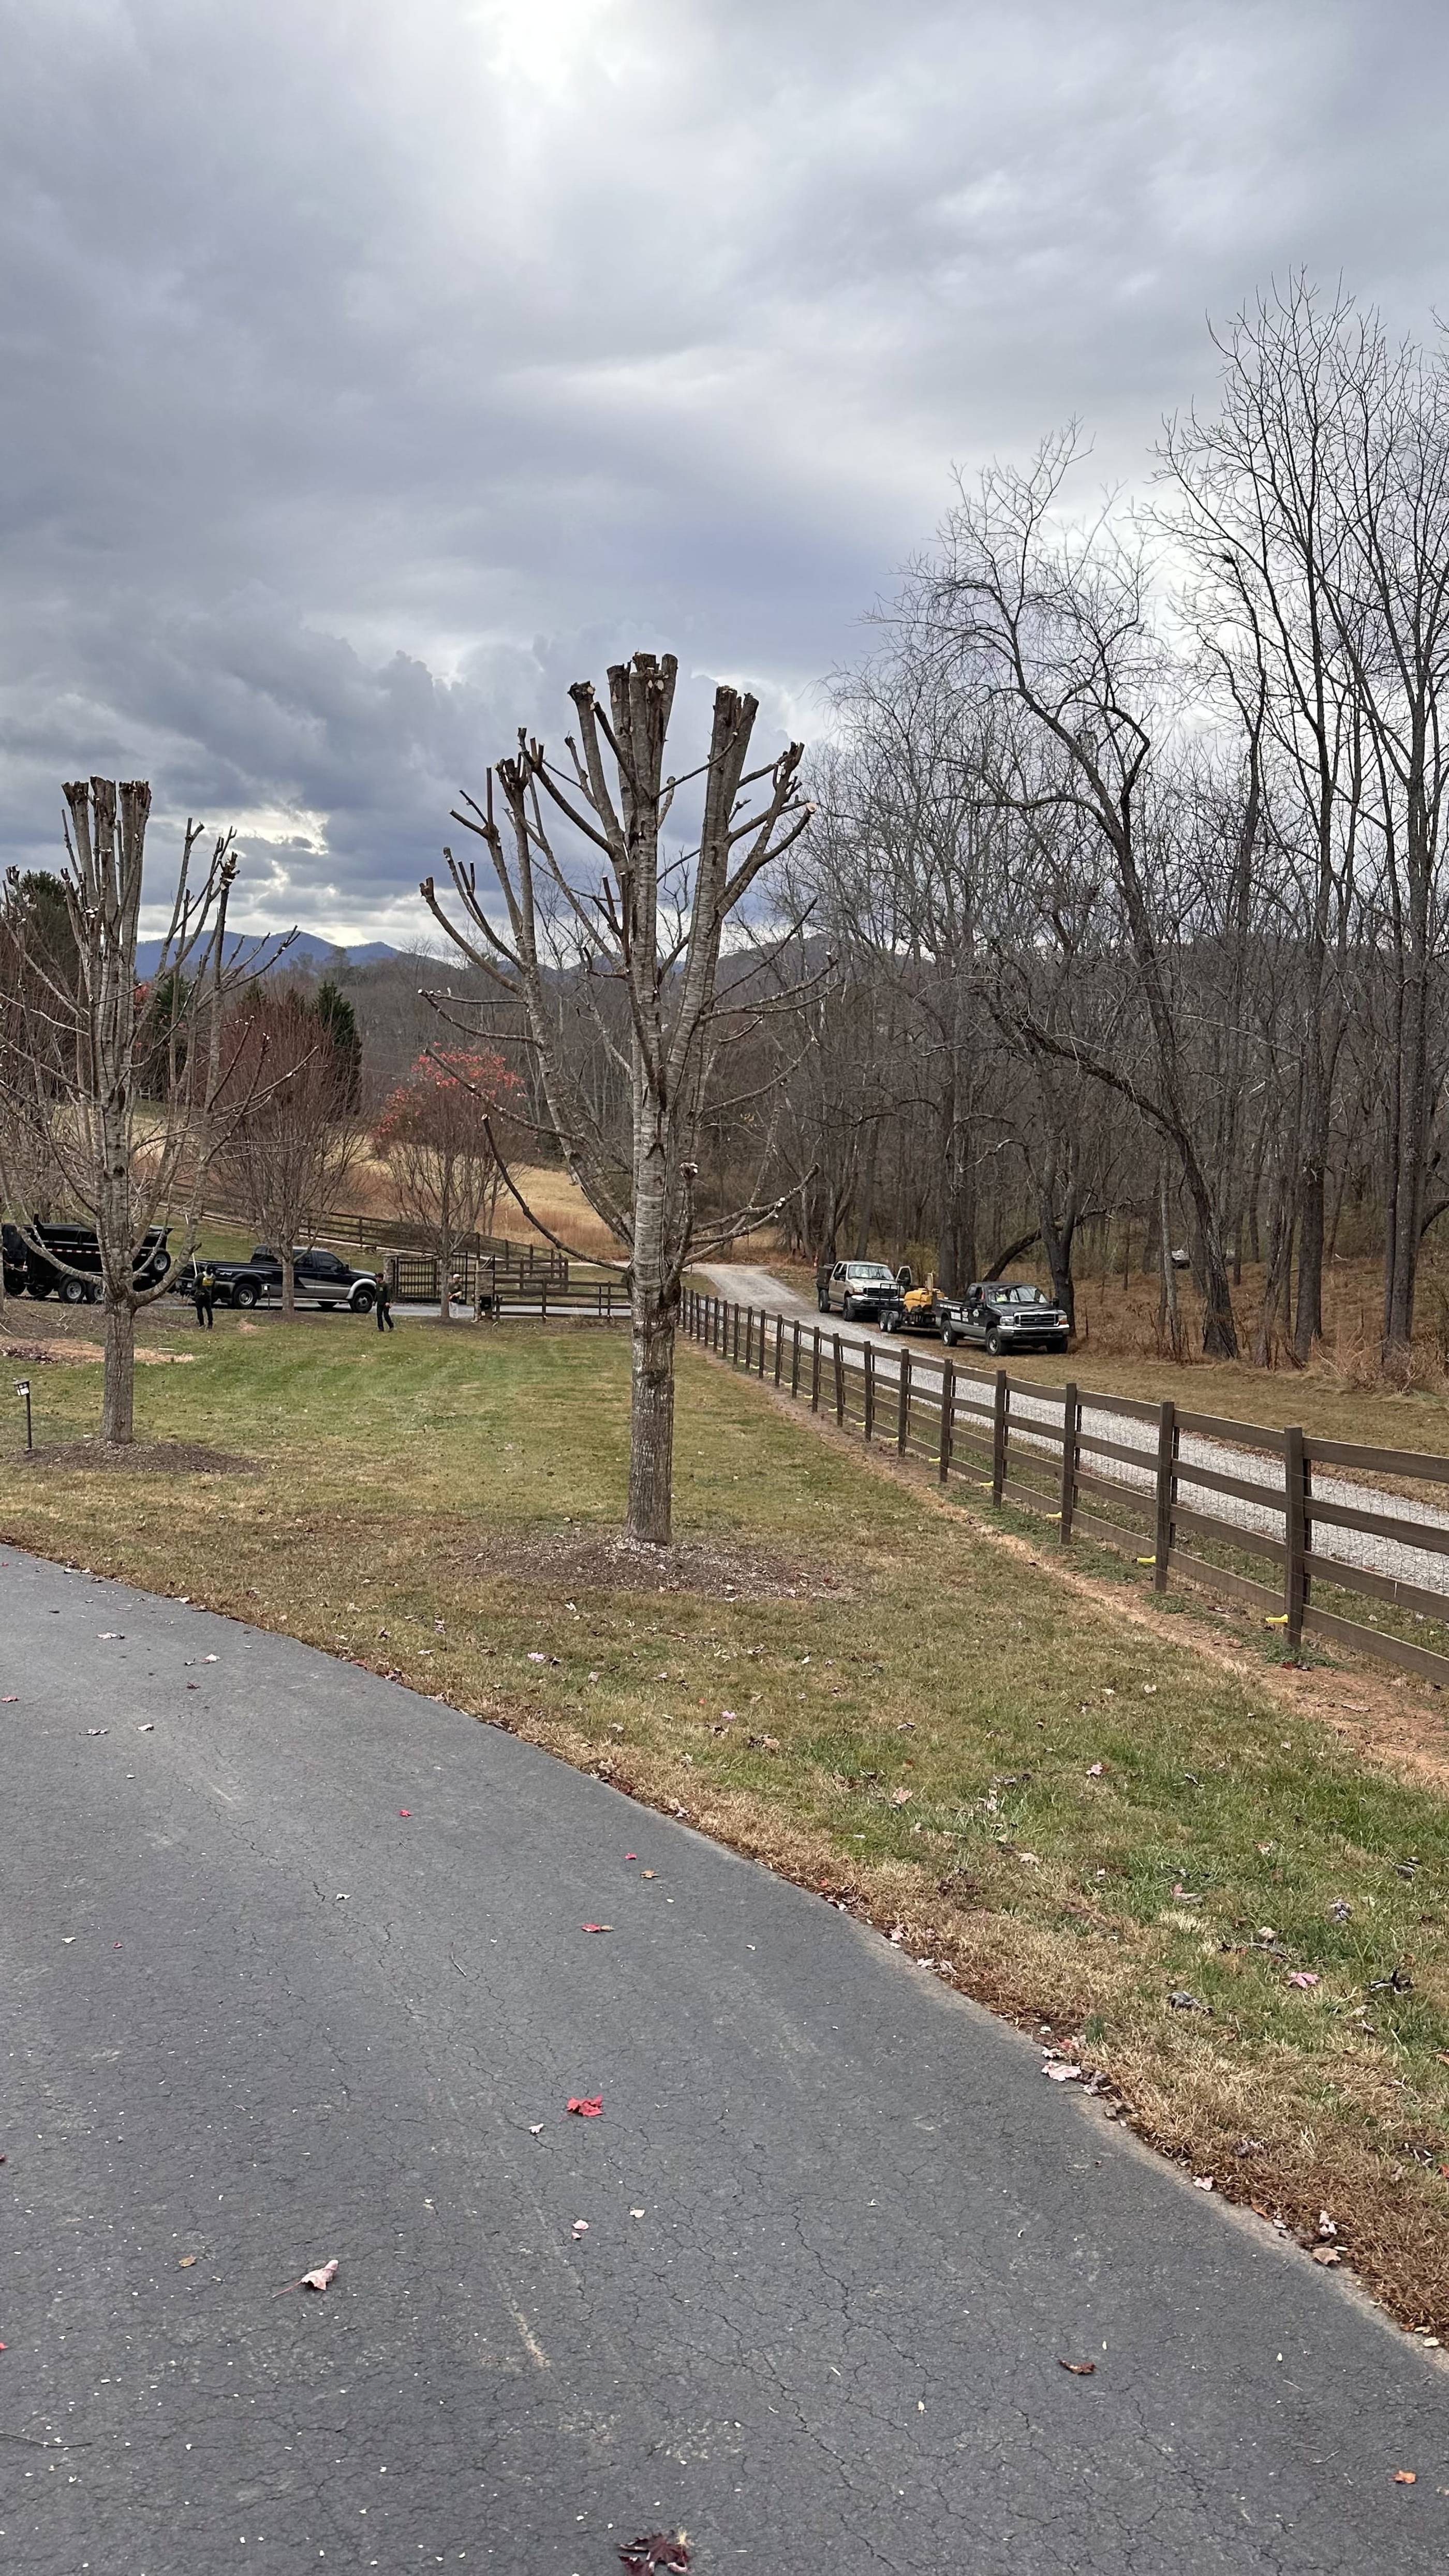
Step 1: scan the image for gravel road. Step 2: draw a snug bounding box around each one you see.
[693,1266,1449,1607]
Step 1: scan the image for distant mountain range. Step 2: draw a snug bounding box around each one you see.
[134,929,401,979]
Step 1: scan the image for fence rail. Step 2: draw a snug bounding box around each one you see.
[683,1288,1449,1690]
[202,1203,569,1283]
[385,1249,625,1317]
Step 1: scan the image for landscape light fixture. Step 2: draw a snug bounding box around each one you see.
[14,1379,32,1452]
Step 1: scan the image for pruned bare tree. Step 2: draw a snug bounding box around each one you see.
[0,778,264,1441]
[420,651,812,1544]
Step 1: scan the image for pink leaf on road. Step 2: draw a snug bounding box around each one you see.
[398,1810,411,1818]
[567,2096,604,2118]
[302,2259,338,2292]
[582,1924,613,1934]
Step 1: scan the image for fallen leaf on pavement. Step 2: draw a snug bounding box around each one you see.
[98,1632,125,1640]
[618,2534,690,2572]
[625,1853,637,1860]
[178,2255,199,2268]
[398,1810,411,1817]
[1043,2064,1081,2082]
[87,1727,108,1736]
[529,2124,544,2136]
[302,2260,338,2292]
[1194,2176,1215,2191]
[1,1695,17,1703]
[641,1869,656,1880]
[567,2097,603,2118]
[572,2219,588,2238]
[630,2208,645,2218]
[135,1723,154,1733]
[1059,2360,1096,2376]
[1312,2246,1342,2266]
[1395,2470,1417,2484]
[582,1923,613,1934]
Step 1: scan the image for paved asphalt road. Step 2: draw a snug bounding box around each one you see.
[2,1550,1446,2576]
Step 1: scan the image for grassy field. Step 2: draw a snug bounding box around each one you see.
[5,1298,1449,2337]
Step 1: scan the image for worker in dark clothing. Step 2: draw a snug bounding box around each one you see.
[195,1264,216,1329]
[375,1275,394,1333]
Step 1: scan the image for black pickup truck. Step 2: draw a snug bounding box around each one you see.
[941,1281,1071,1357]
[174,1245,378,1312]
[2,1220,171,1302]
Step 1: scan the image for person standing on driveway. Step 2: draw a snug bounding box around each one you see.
[375,1275,394,1333]
[198,1265,216,1329]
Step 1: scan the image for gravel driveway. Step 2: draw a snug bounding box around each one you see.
[693,1267,1449,1607]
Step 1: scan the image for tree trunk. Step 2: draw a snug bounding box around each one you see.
[1384,940,1432,1367]
[628,1285,677,1545]
[1292,1147,1325,1363]
[281,1249,297,1319]
[1039,1195,1077,1329]
[101,1297,136,1445]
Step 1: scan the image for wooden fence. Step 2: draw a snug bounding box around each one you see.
[387,1250,626,1319]
[683,1288,1449,1689]
[203,1203,569,1285]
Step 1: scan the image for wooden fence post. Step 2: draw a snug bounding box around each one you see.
[791,1319,801,1397]
[811,1328,821,1412]
[864,1342,875,1442]
[732,1304,740,1365]
[833,1333,845,1425]
[897,1348,911,1455]
[758,1313,767,1377]
[991,1369,1009,1505]
[1154,1399,1177,1591]
[1059,1382,1078,1544]
[773,1313,783,1385]
[1285,1423,1309,1651]
[939,1357,955,1485]
[745,1307,754,1371]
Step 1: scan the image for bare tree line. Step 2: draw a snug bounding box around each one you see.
[751,279,1449,1376]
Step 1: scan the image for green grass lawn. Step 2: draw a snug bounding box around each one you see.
[5,1302,1449,2335]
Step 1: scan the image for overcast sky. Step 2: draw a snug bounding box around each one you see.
[3,0,1447,942]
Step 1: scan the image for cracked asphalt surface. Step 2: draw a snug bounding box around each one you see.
[2,1547,1445,2574]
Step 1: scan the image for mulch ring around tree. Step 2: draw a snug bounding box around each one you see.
[470,1525,852,1602]
[16,1439,258,1475]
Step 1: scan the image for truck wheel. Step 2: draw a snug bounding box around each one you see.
[942,1326,957,1347]
[350,1285,375,1313]
[61,1277,88,1305]
[985,1327,1002,1357]
[231,1279,259,1310]
[817,1292,829,1313]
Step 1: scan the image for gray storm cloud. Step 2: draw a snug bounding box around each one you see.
[2,0,1446,935]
